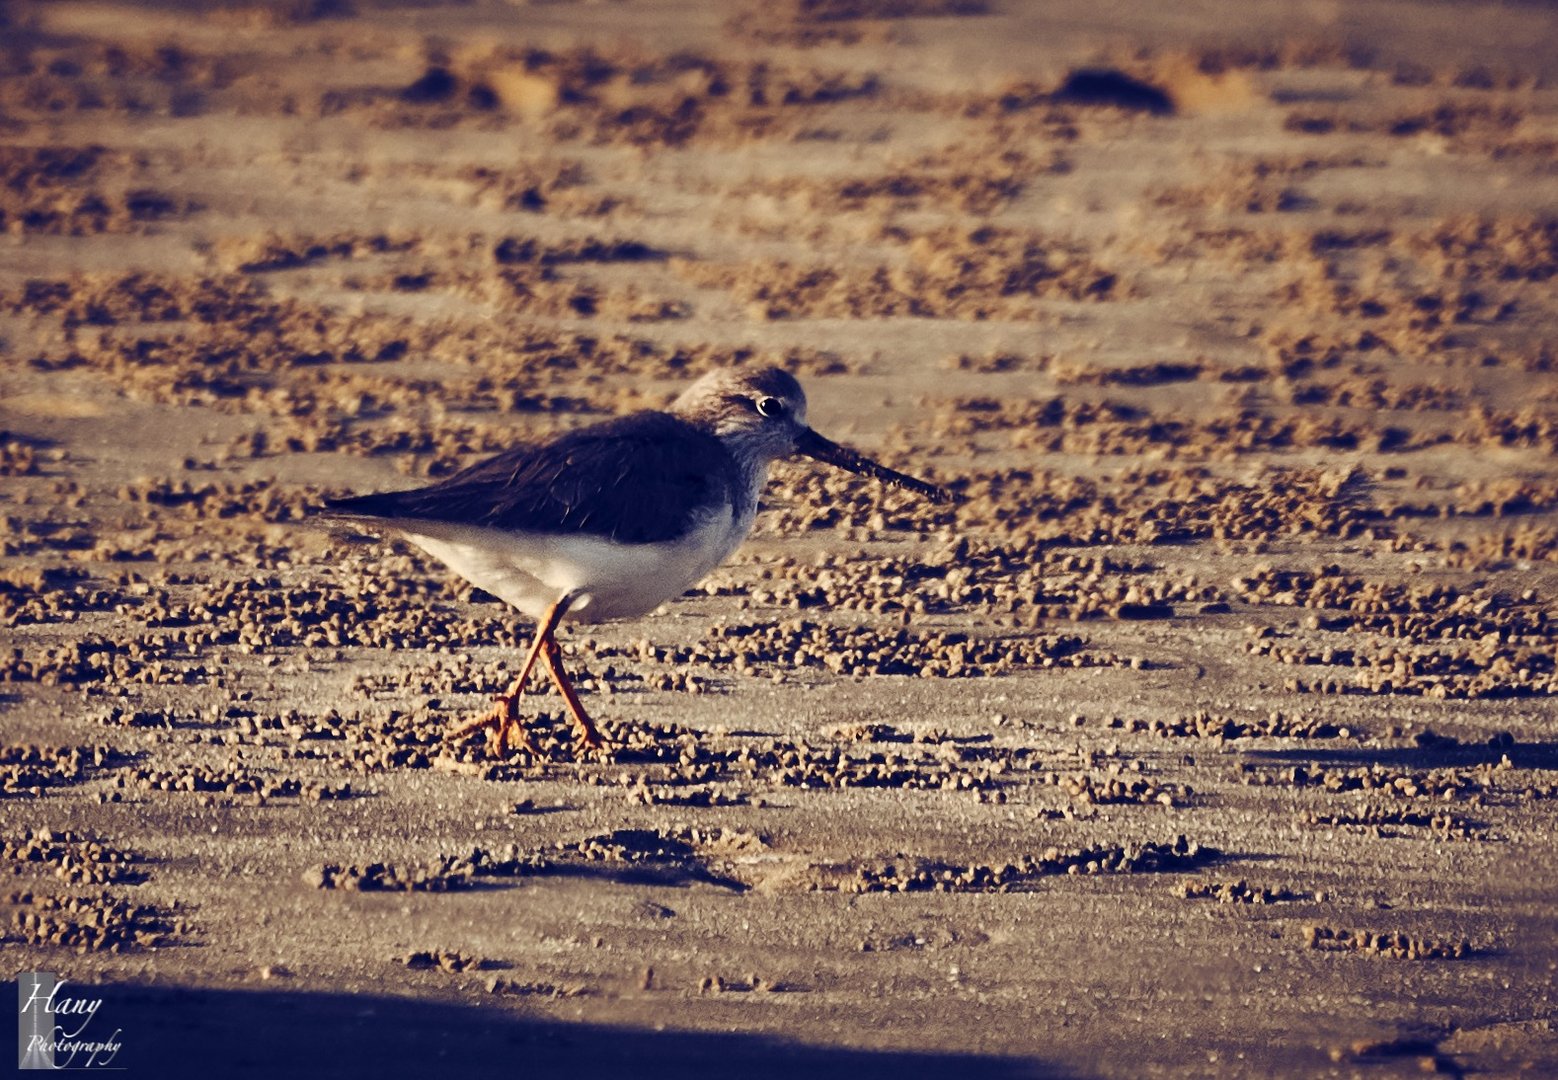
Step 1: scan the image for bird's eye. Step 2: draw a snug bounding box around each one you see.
[755,396,786,419]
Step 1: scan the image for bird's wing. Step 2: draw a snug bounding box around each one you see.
[321,411,738,545]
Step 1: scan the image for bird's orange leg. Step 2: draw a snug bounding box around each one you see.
[541,637,604,751]
[449,591,579,758]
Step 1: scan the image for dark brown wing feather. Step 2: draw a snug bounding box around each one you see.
[323,411,738,545]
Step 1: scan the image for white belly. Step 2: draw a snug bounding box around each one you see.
[396,507,750,624]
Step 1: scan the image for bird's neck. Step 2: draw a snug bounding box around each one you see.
[724,441,775,526]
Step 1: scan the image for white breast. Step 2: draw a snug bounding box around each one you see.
[397,502,754,624]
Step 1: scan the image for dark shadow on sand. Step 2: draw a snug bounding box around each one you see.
[521,859,750,892]
[7,980,1070,1079]
[1239,740,1558,771]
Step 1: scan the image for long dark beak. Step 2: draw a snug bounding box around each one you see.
[794,428,956,504]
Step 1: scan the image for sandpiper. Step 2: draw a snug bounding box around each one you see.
[322,366,951,756]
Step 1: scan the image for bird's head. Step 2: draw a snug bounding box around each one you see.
[671,365,810,460]
[671,366,953,503]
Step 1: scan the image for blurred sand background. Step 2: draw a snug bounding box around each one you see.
[2,1,1557,1076]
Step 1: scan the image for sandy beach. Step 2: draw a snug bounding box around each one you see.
[2,1,1557,1075]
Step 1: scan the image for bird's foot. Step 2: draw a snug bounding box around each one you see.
[540,640,607,755]
[572,720,605,754]
[449,693,539,759]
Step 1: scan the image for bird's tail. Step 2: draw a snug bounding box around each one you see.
[313,491,405,521]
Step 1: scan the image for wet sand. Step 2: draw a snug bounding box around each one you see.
[2,2,1557,1076]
